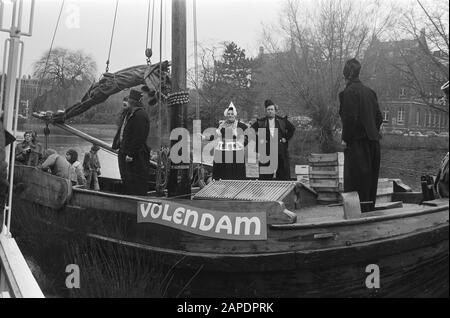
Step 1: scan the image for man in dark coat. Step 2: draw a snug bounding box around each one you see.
[112,89,151,195]
[251,100,296,180]
[339,58,383,212]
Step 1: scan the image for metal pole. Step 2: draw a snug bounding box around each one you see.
[167,0,190,197]
[1,0,33,235]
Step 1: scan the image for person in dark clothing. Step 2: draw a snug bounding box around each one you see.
[112,89,151,195]
[82,145,101,189]
[15,130,43,166]
[339,58,383,212]
[209,102,248,180]
[251,100,296,180]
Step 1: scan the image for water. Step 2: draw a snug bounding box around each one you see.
[18,131,447,191]
[19,133,121,179]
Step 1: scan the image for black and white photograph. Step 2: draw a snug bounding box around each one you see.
[0,0,448,301]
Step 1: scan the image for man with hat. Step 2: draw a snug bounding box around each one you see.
[339,58,383,212]
[112,88,151,195]
[251,99,296,180]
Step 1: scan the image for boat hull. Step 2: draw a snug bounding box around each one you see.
[11,166,449,297]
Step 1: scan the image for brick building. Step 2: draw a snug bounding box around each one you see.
[364,31,449,133]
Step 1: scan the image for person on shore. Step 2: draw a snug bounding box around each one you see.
[208,102,248,180]
[251,99,296,180]
[40,149,76,184]
[112,89,151,195]
[339,58,383,212]
[66,149,86,187]
[15,130,43,166]
[83,144,101,190]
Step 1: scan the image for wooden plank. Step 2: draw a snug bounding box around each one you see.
[0,235,45,298]
[295,165,309,175]
[309,165,339,172]
[375,201,403,210]
[310,173,339,179]
[309,153,339,163]
[392,192,423,204]
[341,192,361,219]
[310,178,340,188]
[317,192,341,202]
[14,165,72,210]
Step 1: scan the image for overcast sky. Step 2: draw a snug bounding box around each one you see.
[0,0,283,77]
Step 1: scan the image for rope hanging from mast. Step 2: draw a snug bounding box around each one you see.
[193,0,200,121]
[35,0,65,105]
[158,0,164,149]
[105,0,120,73]
[145,0,155,64]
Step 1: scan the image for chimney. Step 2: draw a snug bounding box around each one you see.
[259,46,264,57]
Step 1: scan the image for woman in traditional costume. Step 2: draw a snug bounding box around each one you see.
[210,103,248,180]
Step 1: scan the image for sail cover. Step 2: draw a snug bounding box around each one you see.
[53,61,170,122]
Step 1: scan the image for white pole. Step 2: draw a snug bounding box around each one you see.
[1,0,33,235]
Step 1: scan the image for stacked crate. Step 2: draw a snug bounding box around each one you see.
[295,165,310,186]
[308,153,344,204]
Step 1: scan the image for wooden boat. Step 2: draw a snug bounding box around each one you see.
[12,164,449,297]
[10,0,448,298]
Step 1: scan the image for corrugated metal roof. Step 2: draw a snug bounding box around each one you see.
[193,180,296,201]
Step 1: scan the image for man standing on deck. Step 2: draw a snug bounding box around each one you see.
[251,99,296,180]
[339,58,383,212]
[112,89,151,195]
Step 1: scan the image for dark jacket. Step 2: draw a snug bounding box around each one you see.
[112,107,150,157]
[251,115,296,153]
[251,115,296,180]
[339,79,382,144]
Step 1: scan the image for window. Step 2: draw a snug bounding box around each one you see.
[383,109,389,122]
[433,112,437,127]
[416,111,420,126]
[397,107,405,125]
[400,88,406,97]
[438,114,441,128]
[428,111,432,127]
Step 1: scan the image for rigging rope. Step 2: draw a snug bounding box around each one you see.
[158,0,163,149]
[193,0,200,121]
[145,0,155,63]
[105,0,120,73]
[192,0,203,170]
[35,0,65,105]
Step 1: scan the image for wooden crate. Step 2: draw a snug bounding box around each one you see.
[309,178,340,188]
[308,152,344,203]
[295,165,310,186]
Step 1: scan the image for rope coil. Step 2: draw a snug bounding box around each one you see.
[167,91,190,106]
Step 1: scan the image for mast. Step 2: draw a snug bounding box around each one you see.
[167,0,191,197]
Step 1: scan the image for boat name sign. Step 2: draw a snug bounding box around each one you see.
[137,201,267,240]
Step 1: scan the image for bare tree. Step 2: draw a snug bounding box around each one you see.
[260,0,396,152]
[32,47,97,111]
[392,0,449,113]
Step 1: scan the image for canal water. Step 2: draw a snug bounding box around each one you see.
[20,131,448,190]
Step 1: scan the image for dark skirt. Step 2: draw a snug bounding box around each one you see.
[212,149,246,180]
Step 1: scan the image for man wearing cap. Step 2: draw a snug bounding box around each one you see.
[112,89,151,195]
[339,58,383,212]
[251,99,296,180]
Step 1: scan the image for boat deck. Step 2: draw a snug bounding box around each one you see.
[293,199,449,225]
